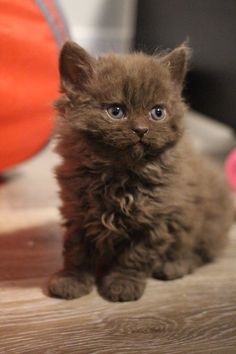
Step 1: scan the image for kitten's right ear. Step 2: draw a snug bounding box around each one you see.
[160,44,191,87]
[59,41,95,92]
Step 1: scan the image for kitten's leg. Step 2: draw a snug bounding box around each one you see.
[154,184,234,282]
[98,269,146,302]
[49,269,94,299]
[48,228,94,299]
[97,245,148,302]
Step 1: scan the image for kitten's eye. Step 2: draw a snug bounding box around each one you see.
[150,106,166,121]
[106,104,126,119]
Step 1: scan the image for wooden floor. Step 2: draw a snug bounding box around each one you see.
[0,112,235,354]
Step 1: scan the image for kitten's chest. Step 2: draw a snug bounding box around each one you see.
[93,169,158,221]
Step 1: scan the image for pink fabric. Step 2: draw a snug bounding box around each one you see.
[225,149,236,191]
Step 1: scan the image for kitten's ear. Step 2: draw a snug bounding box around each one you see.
[59,41,95,92]
[161,44,191,87]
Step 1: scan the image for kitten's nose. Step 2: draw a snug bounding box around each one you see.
[132,126,149,138]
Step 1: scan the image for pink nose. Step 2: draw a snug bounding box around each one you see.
[132,127,149,138]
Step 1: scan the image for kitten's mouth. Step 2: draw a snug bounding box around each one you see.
[131,139,148,152]
[134,139,147,146]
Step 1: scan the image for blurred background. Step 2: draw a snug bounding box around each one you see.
[0,3,235,350]
[0,0,235,189]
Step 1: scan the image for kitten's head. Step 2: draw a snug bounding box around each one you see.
[57,41,190,161]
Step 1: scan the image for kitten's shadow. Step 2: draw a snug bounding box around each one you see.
[0,222,63,290]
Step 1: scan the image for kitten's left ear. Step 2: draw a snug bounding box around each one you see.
[59,41,95,92]
[161,44,191,87]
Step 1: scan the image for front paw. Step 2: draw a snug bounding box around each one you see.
[48,270,94,299]
[98,272,146,302]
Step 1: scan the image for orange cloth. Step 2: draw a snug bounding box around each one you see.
[0,0,67,172]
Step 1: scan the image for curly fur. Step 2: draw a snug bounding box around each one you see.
[48,41,234,302]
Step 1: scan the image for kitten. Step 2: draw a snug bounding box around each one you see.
[48,41,234,302]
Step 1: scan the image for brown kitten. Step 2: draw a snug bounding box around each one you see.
[48,41,234,302]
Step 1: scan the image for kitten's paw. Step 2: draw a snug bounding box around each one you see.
[48,270,94,299]
[152,258,198,281]
[98,272,146,302]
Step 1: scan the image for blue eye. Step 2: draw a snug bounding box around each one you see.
[150,106,166,120]
[106,104,126,119]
